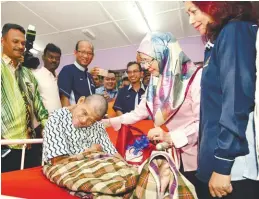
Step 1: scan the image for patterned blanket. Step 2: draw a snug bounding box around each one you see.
[43,151,197,199]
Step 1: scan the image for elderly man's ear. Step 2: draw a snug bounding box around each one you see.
[77,96,86,104]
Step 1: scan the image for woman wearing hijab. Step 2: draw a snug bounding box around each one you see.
[103,32,202,188]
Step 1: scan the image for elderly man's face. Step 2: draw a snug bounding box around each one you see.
[71,97,99,128]
[103,73,116,90]
[1,29,25,60]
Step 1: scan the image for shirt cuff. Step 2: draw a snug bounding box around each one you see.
[213,155,235,175]
[170,130,188,148]
[113,105,123,112]
[109,117,122,131]
[59,88,70,98]
[41,119,47,127]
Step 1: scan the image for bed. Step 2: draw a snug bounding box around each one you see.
[1,120,156,199]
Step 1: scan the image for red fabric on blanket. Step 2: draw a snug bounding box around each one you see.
[1,120,161,198]
[1,167,77,199]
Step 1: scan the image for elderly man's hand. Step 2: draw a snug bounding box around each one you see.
[209,172,233,198]
[147,127,172,145]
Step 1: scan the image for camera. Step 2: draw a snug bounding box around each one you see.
[23,25,40,69]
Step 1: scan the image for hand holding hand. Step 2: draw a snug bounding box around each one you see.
[209,172,233,198]
[147,127,172,145]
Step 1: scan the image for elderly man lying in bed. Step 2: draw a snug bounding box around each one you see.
[42,94,196,199]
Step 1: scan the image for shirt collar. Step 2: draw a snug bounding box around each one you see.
[128,82,146,91]
[74,61,87,71]
[100,86,117,93]
[205,40,214,50]
[41,66,57,78]
[2,54,21,69]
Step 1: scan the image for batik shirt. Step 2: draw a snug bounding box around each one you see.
[1,54,48,149]
[42,108,117,163]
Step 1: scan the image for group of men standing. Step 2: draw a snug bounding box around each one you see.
[1,23,97,172]
[1,23,149,172]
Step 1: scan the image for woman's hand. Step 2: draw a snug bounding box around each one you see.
[209,172,233,198]
[147,127,172,145]
[102,118,111,128]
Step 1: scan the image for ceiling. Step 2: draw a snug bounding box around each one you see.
[1,1,200,56]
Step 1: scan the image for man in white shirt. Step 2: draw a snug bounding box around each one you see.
[32,43,62,114]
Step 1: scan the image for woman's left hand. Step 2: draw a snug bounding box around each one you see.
[147,127,172,144]
[209,172,233,198]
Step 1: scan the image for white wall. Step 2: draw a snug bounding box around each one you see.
[56,36,205,74]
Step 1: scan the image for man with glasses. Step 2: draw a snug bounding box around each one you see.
[113,61,146,116]
[58,40,96,107]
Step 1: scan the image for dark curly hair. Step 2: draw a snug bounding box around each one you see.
[193,1,258,42]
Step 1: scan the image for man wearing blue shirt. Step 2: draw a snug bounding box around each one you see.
[58,40,95,107]
[95,71,118,101]
[113,61,146,116]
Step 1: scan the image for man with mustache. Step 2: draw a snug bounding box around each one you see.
[1,23,48,172]
[58,40,96,107]
[32,43,62,114]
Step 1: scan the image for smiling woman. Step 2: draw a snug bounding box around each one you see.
[184,1,259,199]
[104,32,202,190]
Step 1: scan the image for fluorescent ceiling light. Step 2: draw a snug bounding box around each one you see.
[127,1,151,34]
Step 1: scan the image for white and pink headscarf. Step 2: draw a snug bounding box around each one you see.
[137,32,201,126]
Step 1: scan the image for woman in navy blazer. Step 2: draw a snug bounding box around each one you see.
[185,1,259,199]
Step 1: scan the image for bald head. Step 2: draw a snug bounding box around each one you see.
[85,94,108,120]
[75,40,94,52]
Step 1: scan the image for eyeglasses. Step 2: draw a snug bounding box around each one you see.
[77,50,94,57]
[139,58,155,69]
[126,70,141,75]
[104,78,116,81]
